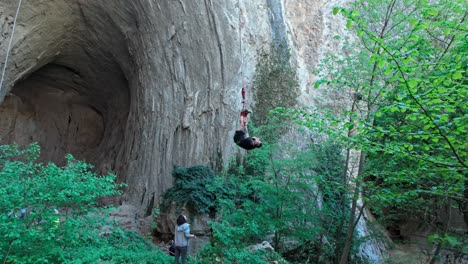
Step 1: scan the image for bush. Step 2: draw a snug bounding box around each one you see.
[0,143,171,263]
[161,165,220,216]
[195,243,286,264]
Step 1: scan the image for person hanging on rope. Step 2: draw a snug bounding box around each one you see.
[233,109,262,150]
[234,14,261,150]
[233,88,262,150]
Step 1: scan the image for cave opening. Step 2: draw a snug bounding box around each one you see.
[0,50,130,173]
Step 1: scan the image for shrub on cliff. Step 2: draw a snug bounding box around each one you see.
[161,165,222,217]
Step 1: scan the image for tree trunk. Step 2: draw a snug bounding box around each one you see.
[462,175,468,227]
[428,199,452,264]
[333,146,353,263]
[339,151,366,264]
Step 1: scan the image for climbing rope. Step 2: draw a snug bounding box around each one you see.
[0,0,23,94]
[238,0,248,125]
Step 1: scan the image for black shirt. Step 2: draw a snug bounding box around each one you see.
[233,130,257,150]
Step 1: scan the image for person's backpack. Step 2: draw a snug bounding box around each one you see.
[168,240,175,256]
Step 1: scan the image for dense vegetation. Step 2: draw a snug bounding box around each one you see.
[308,0,467,262]
[161,165,219,217]
[0,143,172,263]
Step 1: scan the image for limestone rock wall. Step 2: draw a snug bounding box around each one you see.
[0,0,345,219]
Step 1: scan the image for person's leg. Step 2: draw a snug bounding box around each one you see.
[180,246,188,264]
[242,126,249,137]
[240,111,247,128]
[174,246,181,264]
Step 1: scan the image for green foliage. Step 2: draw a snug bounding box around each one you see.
[253,45,300,125]
[428,232,468,255]
[160,162,291,263]
[310,142,350,263]
[0,143,171,263]
[197,113,358,263]
[196,242,286,264]
[162,165,220,216]
[346,0,466,237]
[299,0,467,261]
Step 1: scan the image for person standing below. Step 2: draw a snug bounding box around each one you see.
[174,214,195,264]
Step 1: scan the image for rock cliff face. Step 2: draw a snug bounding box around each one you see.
[0,0,341,219]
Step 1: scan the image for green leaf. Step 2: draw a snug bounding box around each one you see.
[333,7,340,15]
[408,79,418,88]
[409,18,419,27]
[384,67,393,76]
[390,106,399,113]
[314,79,326,88]
[427,9,438,16]
[378,60,385,69]
[452,71,463,80]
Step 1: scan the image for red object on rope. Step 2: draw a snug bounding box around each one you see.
[241,87,246,111]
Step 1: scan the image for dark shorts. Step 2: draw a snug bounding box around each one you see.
[234,129,247,144]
